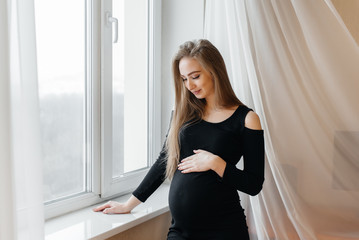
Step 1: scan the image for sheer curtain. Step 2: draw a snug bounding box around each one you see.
[204,0,359,239]
[0,0,44,239]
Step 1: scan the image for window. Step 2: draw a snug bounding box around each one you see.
[35,0,87,204]
[101,0,150,198]
[34,0,161,219]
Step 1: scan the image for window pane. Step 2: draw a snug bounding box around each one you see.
[112,0,148,178]
[34,0,86,202]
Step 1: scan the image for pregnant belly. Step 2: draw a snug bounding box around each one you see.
[168,170,241,230]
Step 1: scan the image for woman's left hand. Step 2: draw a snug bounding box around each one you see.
[178,149,219,174]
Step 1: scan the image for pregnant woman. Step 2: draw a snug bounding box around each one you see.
[94,39,265,240]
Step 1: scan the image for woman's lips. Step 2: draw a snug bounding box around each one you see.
[193,89,201,95]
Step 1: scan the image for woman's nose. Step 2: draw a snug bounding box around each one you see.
[186,79,195,90]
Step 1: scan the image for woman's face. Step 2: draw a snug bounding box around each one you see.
[179,57,214,100]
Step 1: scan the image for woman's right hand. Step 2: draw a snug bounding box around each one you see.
[92,201,131,214]
[92,195,141,214]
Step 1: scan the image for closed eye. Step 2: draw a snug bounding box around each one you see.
[192,75,200,79]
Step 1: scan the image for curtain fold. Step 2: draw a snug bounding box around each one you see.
[0,0,44,239]
[0,0,16,239]
[204,0,359,239]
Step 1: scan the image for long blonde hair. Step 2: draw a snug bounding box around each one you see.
[165,39,243,179]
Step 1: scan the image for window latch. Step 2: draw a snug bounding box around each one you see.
[106,12,118,43]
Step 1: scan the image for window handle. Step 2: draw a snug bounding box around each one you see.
[106,12,118,43]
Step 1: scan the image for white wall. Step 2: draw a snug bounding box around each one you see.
[161,0,205,140]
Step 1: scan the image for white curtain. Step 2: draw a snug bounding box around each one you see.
[0,0,44,240]
[204,0,359,239]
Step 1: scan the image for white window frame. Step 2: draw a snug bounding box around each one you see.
[44,0,161,220]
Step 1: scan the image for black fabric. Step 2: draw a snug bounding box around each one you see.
[133,105,265,240]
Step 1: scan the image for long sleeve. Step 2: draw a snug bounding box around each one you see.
[132,111,173,202]
[222,127,265,196]
[132,143,167,202]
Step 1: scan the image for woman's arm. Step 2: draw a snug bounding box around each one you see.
[207,108,263,177]
[93,141,168,214]
[178,111,265,196]
[93,112,173,214]
[131,145,168,202]
[221,111,265,195]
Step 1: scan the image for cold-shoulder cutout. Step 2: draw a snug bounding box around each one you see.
[244,111,262,130]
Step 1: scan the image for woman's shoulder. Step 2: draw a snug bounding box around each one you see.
[244,110,262,130]
[234,104,251,119]
[232,105,262,130]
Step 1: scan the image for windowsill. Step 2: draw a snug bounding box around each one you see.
[45,183,170,240]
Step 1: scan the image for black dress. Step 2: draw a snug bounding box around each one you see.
[133,105,265,240]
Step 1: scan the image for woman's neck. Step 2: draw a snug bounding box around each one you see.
[204,95,217,112]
